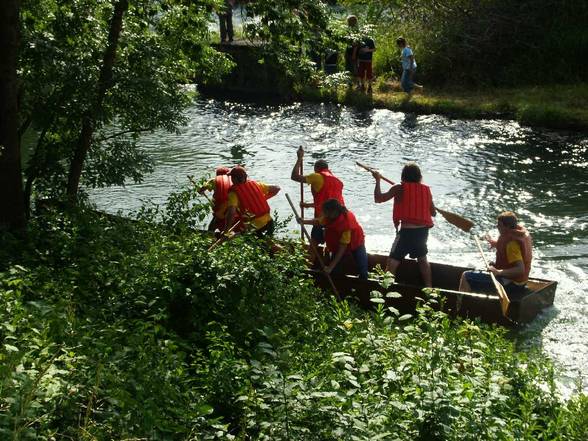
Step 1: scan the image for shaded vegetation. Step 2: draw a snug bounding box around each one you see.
[1,186,587,439]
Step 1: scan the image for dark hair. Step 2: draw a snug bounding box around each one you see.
[497,211,518,229]
[396,37,406,46]
[322,199,347,219]
[314,159,328,171]
[347,15,357,26]
[229,166,247,183]
[216,166,230,176]
[401,162,422,183]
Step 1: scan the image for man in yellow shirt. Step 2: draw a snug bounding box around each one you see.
[291,147,345,250]
[459,211,533,296]
[224,166,280,236]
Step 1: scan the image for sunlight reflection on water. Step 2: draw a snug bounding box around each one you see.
[90,99,588,392]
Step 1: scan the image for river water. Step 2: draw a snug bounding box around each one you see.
[91,99,588,393]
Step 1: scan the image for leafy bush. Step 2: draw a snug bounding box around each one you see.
[1,186,587,439]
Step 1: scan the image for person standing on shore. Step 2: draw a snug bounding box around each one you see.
[396,36,422,95]
[344,15,360,87]
[218,0,235,44]
[357,34,376,93]
[371,162,436,287]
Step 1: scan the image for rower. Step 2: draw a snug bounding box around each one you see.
[224,166,280,236]
[299,198,368,279]
[291,146,345,252]
[197,166,235,231]
[371,162,436,287]
[459,211,533,296]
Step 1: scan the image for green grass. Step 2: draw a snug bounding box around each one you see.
[302,82,588,132]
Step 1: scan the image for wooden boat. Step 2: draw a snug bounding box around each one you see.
[311,251,557,327]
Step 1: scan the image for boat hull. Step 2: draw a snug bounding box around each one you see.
[311,252,556,326]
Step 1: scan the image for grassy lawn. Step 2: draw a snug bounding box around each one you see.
[305,82,588,132]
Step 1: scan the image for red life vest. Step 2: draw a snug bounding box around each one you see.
[495,226,533,283]
[231,180,270,218]
[312,170,345,217]
[392,182,434,228]
[213,174,232,218]
[324,211,365,253]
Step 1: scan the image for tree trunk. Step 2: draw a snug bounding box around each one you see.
[66,0,129,201]
[0,0,26,229]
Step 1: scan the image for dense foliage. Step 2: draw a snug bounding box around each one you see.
[1,186,587,440]
[18,0,233,207]
[344,0,588,86]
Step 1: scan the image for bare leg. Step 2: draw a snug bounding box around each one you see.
[417,256,432,288]
[458,272,472,292]
[386,257,401,276]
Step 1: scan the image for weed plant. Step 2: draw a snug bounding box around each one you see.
[1,186,587,439]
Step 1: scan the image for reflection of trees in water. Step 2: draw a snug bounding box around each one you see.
[230,144,250,160]
[400,113,418,130]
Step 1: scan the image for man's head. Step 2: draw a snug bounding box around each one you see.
[347,15,358,27]
[497,211,518,233]
[322,198,347,221]
[216,166,231,176]
[401,162,422,183]
[229,166,247,184]
[314,159,329,172]
[396,36,406,48]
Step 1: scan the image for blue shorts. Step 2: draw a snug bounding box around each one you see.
[311,224,325,244]
[331,244,369,280]
[463,271,527,296]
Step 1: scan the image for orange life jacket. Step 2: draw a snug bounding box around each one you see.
[495,226,533,283]
[325,211,365,254]
[312,169,345,217]
[392,182,434,229]
[231,180,270,219]
[213,174,232,218]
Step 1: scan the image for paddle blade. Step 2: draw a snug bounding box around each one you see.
[437,208,474,233]
[490,273,511,316]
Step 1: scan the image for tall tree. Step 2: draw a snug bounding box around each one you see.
[66,0,129,201]
[0,0,25,229]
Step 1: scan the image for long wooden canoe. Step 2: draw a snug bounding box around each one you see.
[311,251,557,327]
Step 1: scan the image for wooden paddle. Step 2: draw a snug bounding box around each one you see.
[208,220,241,251]
[285,193,341,300]
[356,161,474,233]
[474,236,510,317]
[298,146,304,241]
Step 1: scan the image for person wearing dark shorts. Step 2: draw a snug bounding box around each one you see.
[389,226,429,261]
[461,271,527,297]
[357,36,375,93]
[372,163,436,287]
[459,211,533,297]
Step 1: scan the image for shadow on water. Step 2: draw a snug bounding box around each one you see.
[90,98,588,390]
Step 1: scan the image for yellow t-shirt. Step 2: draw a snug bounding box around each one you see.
[319,215,351,245]
[506,240,526,285]
[305,173,324,193]
[227,182,271,229]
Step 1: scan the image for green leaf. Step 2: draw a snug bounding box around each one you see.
[4,344,19,353]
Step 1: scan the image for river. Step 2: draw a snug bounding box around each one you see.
[91,98,588,393]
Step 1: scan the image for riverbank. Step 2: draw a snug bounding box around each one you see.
[3,199,588,439]
[300,82,588,132]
